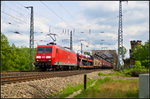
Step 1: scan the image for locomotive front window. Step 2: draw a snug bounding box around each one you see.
[37,47,52,53]
[37,47,44,53]
[45,47,52,53]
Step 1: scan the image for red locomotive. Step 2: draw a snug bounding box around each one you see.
[35,42,77,71]
[35,43,112,71]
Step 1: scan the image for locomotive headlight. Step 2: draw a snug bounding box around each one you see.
[46,56,51,59]
[36,56,41,58]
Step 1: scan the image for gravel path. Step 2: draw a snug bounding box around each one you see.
[1,70,138,98]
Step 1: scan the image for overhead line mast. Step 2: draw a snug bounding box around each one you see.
[117,0,124,70]
[70,31,73,50]
[25,6,34,70]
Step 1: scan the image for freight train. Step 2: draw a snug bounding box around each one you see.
[35,42,112,71]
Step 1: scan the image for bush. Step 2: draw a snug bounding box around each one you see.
[1,33,32,71]
[141,60,149,68]
[123,61,148,77]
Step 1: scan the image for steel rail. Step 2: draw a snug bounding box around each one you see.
[1,69,109,85]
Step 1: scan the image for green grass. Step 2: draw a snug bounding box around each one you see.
[98,70,131,77]
[75,77,138,98]
[122,68,149,77]
[49,78,95,98]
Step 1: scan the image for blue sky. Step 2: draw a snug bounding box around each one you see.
[1,1,149,58]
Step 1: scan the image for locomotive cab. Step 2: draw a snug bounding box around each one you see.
[35,45,56,71]
[36,46,52,62]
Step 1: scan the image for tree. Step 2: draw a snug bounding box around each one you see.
[1,33,11,71]
[1,33,33,71]
[132,40,149,68]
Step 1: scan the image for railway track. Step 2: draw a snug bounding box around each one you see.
[1,69,108,85]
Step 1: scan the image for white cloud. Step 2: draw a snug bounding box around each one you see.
[1,19,29,33]
[34,17,50,33]
[5,33,29,41]
[55,22,68,29]
[124,10,149,22]
[125,1,149,10]
[124,22,149,35]
[72,18,113,32]
[80,1,119,12]
[1,20,9,32]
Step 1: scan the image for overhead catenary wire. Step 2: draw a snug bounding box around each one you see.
[32,2,75,41]
[29,2,70,39]
[5,2,30,16]
[29,2,52,23]
[2,11,28,24]
[2,14,27,28]
[56,2,77,36]
[6,6,29,18]
[5,7,29,23]
[1,3,31,36]
[39,1,117,44]
[57,2,75,19]
[1,3,29,24]
[72,4,128,35]
[1,1,5,12]
[2,1,59,44]
[40,1,67,23]
[39,1,74,29]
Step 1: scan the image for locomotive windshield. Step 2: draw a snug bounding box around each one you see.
[45,47,52,53]
[37,47,52,53]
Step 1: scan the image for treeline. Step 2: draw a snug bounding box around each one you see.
[122,40,149,76]
[1,33,33,71]
[132,40,149,68]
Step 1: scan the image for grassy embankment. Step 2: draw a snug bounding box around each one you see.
[75,77,138,98]
[49,71,139,98]
[49,78,95,98]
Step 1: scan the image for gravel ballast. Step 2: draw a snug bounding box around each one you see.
[1,70,108,98]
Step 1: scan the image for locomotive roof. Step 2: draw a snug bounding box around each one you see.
[37,45,75,53]
[58,45,75,53]
[37,45,53,47]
